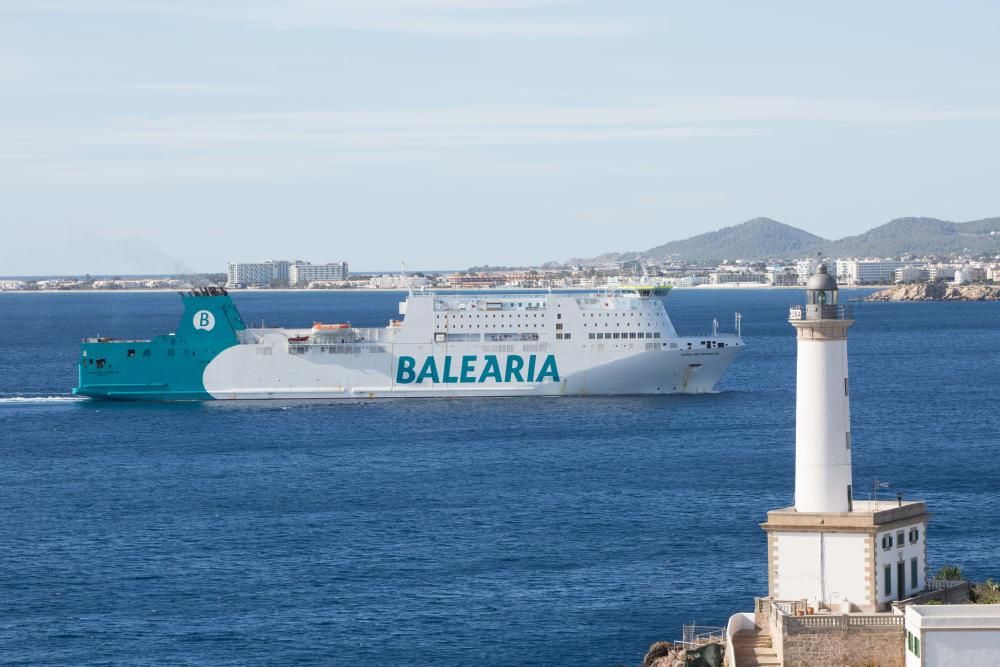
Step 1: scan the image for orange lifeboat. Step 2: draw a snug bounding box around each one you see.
[312,322,350,332]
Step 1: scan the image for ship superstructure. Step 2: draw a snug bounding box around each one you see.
[74,286,742,400]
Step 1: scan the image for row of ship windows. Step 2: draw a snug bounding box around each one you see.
[437,313,547,319]
[442,323,658,329]
[435,312,661,320]
[436,333,539,342]
[583,342,678,350]
[86,348,186,367]
[434,302,546,311]
[289,345,388,355]
[588,332,662,340]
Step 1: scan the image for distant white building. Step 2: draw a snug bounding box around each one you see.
[838,259,904,285]
[709,270,767,285]
[795,258,818,284]
[673,275,710,287]
[767,269,799,286]
[895,266,929,283]
[928,265,957,282]
[93,278,185,289]
[289,262,349,286]
[952,266,986,284]
[369,274,430,289]
[905,605,1000,667]
[226,260,293,288]
[35,279,84,290]
[0,280,27,290]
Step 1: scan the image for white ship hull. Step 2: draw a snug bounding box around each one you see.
[202,338,739,399]
[76,287,742,401]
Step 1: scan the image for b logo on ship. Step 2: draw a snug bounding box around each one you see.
[396,354,559,384]
[193,310,216,331]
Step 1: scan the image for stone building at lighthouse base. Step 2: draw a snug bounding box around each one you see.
[762,500,929,614]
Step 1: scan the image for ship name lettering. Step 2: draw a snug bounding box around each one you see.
[395,354,559,384]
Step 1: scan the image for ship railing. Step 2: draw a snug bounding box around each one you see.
[237,330,264,344]
[434,298,550,312]
[292,328,394,345]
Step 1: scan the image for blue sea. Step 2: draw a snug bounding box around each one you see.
[1,289,998,666]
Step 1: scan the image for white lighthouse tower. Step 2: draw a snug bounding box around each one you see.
[761,264,930,612]
[791,263,854,513]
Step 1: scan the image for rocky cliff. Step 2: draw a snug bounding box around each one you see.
[866,283,1000,301]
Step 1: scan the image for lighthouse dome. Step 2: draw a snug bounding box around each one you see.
[806,263,838,291]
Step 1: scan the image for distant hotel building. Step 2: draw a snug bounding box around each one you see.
[837,259,904,285]
[928,264,957,282]
[795,258,818,284]
[226,260,292,288]
[895,266,930,283]
[709,270,767,285]
[226,260,348,288]
[289,262,349,287]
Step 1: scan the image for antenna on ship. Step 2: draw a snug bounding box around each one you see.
[401,261,412,296]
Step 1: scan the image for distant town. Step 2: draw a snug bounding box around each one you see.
[4,255,1000,292]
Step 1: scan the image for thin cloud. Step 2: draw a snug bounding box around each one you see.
[3,96,1000,183]
[131,83,291,94]
[0,0,641,37]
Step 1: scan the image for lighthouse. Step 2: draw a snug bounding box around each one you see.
[760,264,930,612]
[791,263,854,513]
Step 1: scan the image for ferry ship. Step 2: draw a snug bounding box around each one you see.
[73,286,742,401]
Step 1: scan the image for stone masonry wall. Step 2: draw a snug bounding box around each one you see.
[780,625,904,667]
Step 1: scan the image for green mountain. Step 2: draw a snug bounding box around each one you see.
[572,217,827,265]
[817,216,1000,257]
[572,216,1000,265]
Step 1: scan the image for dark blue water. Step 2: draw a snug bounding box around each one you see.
[2,290,998,666]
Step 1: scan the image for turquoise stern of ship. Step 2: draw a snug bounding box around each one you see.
[73,289,246,401]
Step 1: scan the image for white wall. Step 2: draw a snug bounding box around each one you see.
[875,520,926,604]
[795,338,853,513]
[774,531,867,607]
[924,630,1000,666]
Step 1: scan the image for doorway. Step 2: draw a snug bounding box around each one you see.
[897,561,906,601]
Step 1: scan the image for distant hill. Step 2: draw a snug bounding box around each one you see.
[571,216,1000,265]
[816,216,1000,258]
[642,217,826,263]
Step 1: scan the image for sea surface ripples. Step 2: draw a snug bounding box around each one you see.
[1,289,998,665]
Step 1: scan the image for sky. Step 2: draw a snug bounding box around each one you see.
[2,0,1000,275]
